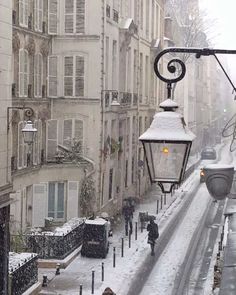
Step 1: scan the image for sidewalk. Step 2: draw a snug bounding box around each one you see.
[38,171,198,295]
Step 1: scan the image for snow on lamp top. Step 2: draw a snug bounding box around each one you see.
[139,99,195,142]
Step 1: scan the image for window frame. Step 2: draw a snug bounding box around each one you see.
[34,0,43,32]
[64,0,85,35]
[63,55,85,98]
[48,182,65,220]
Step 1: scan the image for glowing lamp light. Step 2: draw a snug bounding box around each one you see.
[139,99,195,193]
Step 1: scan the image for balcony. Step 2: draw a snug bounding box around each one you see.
[104,90,119,109]
[120,92,132,106]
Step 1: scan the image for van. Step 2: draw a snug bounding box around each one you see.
[81,218,112,258]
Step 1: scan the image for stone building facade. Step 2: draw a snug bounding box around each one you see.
[9,0,165,234]
[0,1,13,293]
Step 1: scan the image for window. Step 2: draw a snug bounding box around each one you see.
[132,116,136,144]
[65,0,85,34]
[48,55,58,97]
[34,53,43,97]
[139,53,143,100]
[18,121,27,169]
[48,0,58,34]
[146,0,149,38]
[132,157,135,184]
[19,49,29,97]
[133,49,138,93]
[105,37,109,89]
[64,56,85,97]
[34,0,43,32]
[19,0,28,27]
[63,119,84,149]
[108,169,113,200]
[48,182,65,219]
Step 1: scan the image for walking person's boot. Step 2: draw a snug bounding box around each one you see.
[151,244,155,256]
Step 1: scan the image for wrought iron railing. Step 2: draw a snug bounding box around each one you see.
[24,220,84,259]
[9,252,38,295]
[120,92,132,106]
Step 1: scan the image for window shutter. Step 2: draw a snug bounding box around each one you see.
[19,50,24,97]
[65,0,74,34]
[63,119,73,147]
[38,54,42,97]
[18,122,23,168]
[48,0,58,34]
[24,50,28,97]
[74,119,83,147]
[34,0,39,30]
[24,0,29,27]
[75,56,84,97]
[38,0,43,32]
[67,181,79,219]
[34,54,38,97]
[76,0,85,34]
[46,119,58,160]
[37,120,42,164]
[32,184,47,227]
[48,55,58,97]
[33,120,38,165]
[64,56,73,96]
[19,0,24,25]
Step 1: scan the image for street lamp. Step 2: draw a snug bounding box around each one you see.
[139,99,195,193]
[139,47,236,194]
[21,120,37,145]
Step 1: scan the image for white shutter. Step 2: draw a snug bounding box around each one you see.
[75,56,84,97]
[48,55,58,97]
[74,119,83,148]
[38,53,42,97]
[34,54,38,97]
[46,119,58,160]
[67,181,79,219]
[63,119,72,147]
[24,0,29,27]
[37,120,42,164]
[32,184,47,227]
[48,0,58,34]
[18,122,23,168]
[64,56,73,96]
[24,50,28,97]
[19,0,24,25]
[19,49,24,97]
[76,0,85,34]
[34,0,39,31]
[65,0,74,33]
[10,191,22,232]
[33,120,38,165]
[38,0,43,32]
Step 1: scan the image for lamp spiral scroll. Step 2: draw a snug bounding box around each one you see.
[154,53,186,85]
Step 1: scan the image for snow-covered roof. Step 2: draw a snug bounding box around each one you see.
[205,164,234,170]
[119,18,133,29]
[139,111,195,142]
[85,218,107,225]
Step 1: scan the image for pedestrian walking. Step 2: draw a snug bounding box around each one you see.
[147,218,159,256]
[102,287,116,295]
[122,200,133,236]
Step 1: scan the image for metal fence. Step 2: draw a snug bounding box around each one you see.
[24,223,84,259]
[9,255,38,295]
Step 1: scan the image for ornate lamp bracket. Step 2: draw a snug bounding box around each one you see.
[154,47,236,98]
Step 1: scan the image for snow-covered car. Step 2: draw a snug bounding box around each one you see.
[201,147,217,160]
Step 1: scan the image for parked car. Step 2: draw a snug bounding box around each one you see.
[200,168,205,183]
[201,147,217,160]
[81,218,112,258]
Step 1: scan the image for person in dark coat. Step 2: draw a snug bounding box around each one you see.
[147,218,159,256]
[122,200,133,236]
[102,287,116,295]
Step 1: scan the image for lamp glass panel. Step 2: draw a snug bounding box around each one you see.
[23,131,35,144]
[144,142,186,182]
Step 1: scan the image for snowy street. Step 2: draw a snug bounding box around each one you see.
[38,141,232,295]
